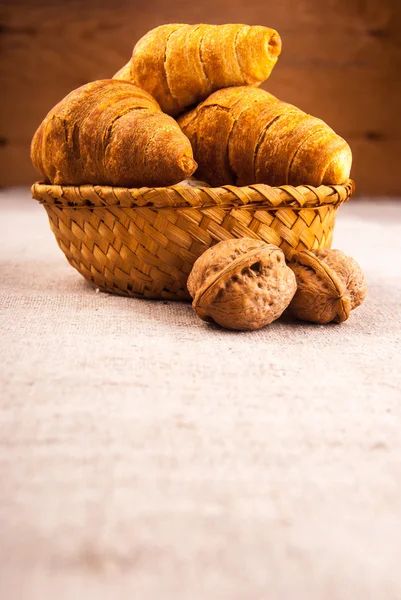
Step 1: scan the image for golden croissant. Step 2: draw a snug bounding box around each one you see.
[178,86,352,187]
[31,79,197,187]
[113,23,281,116]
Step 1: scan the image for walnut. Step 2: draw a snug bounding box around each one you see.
[288,249,367,324]
[187,238,297,330]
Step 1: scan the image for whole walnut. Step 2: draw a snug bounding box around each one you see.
[288,248,367,324]
[187,238,297,330]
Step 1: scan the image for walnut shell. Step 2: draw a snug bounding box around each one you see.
[288,249,367,324]
[187,238,297,330]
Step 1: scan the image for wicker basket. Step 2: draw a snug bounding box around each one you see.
[31,179,354,300]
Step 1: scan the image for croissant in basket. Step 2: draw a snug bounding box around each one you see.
[113,23,281,116]
[31,79,197,188]
[178,86,352,187]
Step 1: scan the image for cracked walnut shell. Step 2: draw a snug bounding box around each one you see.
[288,249,367,324]
[187,238,297,330]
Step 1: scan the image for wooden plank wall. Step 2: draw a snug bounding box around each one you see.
[1,0,400,194]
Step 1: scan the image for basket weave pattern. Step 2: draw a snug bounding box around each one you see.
[31,180,354,300]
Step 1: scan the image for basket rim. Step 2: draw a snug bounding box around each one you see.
[31,179,355,211]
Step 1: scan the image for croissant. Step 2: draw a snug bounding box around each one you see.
[31,79,197,187]
[113,61,131,81]
[178,86,352,187]
[113,24,281,116]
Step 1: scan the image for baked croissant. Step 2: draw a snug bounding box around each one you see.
[178,86,352,187]
[31,79,197,187]
[113,24,281,116]
[112,62,131,81]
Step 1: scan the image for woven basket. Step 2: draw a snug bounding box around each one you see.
[31,179,354,300]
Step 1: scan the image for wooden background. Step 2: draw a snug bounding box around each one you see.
[1,0,400,194]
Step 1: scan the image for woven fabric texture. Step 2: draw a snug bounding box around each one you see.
[1,189,401,600]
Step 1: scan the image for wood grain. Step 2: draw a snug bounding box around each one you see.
[1,0,400,194]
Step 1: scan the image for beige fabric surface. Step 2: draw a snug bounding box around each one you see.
[1,188,401,600]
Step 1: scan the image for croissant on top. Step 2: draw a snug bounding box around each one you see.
[113,23,282,116]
